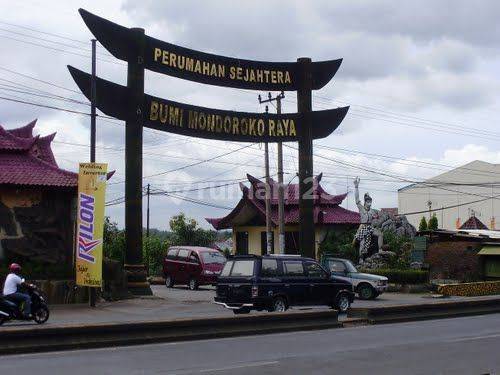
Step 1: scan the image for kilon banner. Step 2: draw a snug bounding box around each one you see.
[75,163,108,287]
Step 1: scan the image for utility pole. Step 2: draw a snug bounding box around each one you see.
[146,183,150,237]
[264,140,272,254]
[257,99,273,254]
[259,92,286,254]
[89,38,97,308]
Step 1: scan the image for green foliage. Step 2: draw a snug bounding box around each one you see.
[428,214,438,230]
[418,216,428,231]
[169,213,217,247]
[103,217,125,263]
[143,236,169,277]
[358,268,429,284]
[382,229,413,269]
[101,214,218,277]
[318,228,357,262]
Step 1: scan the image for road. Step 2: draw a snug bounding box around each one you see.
[1,314,499,374]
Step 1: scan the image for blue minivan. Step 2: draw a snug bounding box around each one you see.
[214,254,354,314]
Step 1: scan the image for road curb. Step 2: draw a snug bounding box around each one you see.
[348,297,500,324]
[0,310,341,355]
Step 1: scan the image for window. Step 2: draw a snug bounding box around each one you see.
[189,253,200,263]
[261,259,279,277]
[177,249,189,260]
[221,261,233,276]
[305,261,328,278]
[283,261,305,277]
[328,260,347,273]
[166,249,178,260]
[201,252,226,264]
[230,260,255,277]
[221,261,233,277]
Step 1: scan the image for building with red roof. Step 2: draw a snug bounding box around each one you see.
[206,173,360,256]
[459,214,489,230]
[0,120,78,265]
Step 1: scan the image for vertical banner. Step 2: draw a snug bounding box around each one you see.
[76,163,108,287]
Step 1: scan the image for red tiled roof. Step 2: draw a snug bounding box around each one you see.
[460,215,488,230]
[0,126,38,151]
[206,174,360,230]
[30,132,58,166]
[246,173,346,205]
[6,119,36,138]
[0,153,77,187]
[0,122,77,188]
[381,207,398,216]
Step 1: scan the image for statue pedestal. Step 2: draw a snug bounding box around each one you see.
[124,264,153,296]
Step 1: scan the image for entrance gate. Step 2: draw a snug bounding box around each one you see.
[70,9,349,294]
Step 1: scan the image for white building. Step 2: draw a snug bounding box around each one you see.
[398,160,500,230]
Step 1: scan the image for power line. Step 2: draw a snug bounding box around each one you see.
[0,66,83,95]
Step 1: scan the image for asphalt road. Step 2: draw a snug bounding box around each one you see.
[2,314,499,374]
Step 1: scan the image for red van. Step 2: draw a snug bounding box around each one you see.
[163,246,227,290]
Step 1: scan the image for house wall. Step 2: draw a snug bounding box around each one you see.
[232,224,352,259]
[0,186,76,265]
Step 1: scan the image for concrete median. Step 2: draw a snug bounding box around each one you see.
[348,297,500,324]
[0,309,341,355]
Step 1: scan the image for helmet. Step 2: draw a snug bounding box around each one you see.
[9,263,21,273]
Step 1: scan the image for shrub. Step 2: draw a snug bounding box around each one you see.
[358,268,429,284]
[419,217,428,231]
[428,215,438,230]
[143,236,169,277]
[318,228,357,262]
[103,217,125,263]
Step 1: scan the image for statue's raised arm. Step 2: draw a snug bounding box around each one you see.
[353,177,364,212]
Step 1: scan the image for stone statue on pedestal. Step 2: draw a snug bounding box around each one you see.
[354,177,383,261]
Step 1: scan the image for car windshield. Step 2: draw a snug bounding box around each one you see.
[201,252,226,264]
[344,260,358,273]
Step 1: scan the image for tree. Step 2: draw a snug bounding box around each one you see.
[103,217,125,263]
[428,214,439,231]
[418,216,428,231]
[169,213,217,247]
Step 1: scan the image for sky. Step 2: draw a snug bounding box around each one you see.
[0,0,499,230]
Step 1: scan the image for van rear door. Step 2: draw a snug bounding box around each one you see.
[216,259,255,303]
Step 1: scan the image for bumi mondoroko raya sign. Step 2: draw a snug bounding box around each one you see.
[78,9,342,91]
[69,66,348,142]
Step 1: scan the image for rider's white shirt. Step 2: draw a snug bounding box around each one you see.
[3,273,25,295]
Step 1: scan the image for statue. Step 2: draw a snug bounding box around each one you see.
[354,177,383,260]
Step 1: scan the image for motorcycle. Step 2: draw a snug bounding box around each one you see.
[0,284,50,325]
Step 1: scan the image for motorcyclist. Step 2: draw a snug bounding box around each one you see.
[2,263,32,318]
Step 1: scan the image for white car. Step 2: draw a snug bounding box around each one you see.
[323,257,388,300]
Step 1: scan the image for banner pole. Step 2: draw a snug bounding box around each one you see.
[89,38,97,307]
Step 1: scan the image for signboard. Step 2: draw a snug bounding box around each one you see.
[78,8,342,91]
[68,66,349,143]
[75,163,108,287]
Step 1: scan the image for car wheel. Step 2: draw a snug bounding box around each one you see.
[357,284,375,300]
[233,307,250,315]
[33,306,49,324]
[270,297,288,312]
[165,275,174,288]
[188,278,199,291]
[0,316,5,325]
[334,293,351,313]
